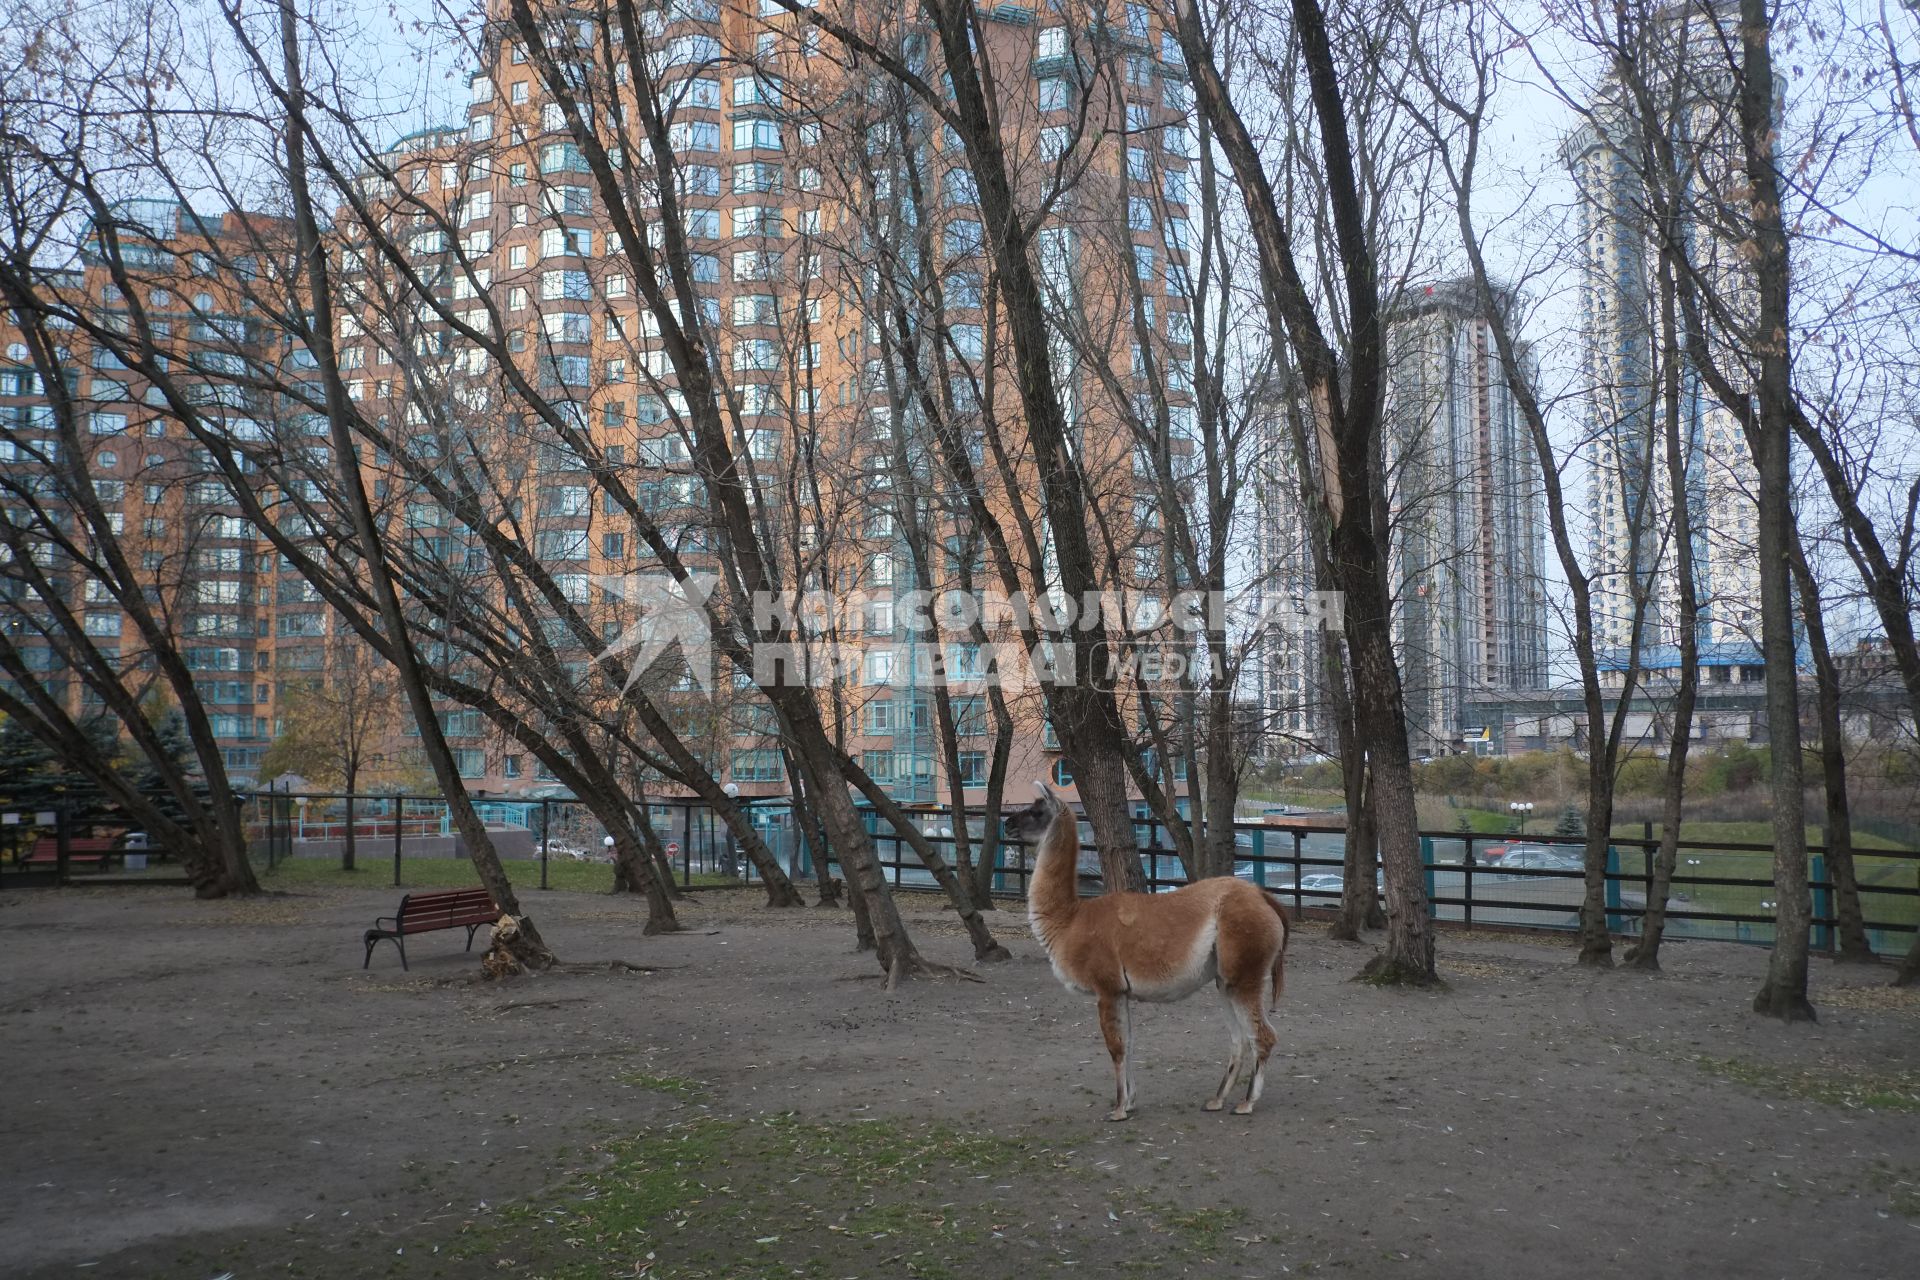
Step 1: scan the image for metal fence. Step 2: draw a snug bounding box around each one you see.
[828,816,1920,957]
[233,790,1919,955]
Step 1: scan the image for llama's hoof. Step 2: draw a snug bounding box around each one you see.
[1107,1107,1133,1122]
[1202,1099,1225,1112]
[1231,1101,1256,1116]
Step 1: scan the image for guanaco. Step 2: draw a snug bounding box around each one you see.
[1004,783,1289,1119]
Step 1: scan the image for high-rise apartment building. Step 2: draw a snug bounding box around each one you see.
[1386,281,1549,754]
[1250,281,1549,757]
[1561,0,1764,672]
[4,1,1197,808]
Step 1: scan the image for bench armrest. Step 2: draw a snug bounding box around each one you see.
[371,915,400,931]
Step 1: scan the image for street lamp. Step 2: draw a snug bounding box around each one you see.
[1508,801,1535,834]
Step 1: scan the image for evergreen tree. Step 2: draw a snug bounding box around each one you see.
[1556,803,1586,839]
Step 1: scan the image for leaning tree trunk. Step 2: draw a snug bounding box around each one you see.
[1789,539,1875,962]
[273,0,550,969]
[784,747,841,908]
[1626,248,1700,971]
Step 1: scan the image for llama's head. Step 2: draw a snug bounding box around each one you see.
[1002,781,1063,842]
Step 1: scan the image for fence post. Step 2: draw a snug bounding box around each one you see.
[1810,854,1832,952]
[540,798,551,891]
[343,794,355,872]
[1421,836,1436,918]
[54,796,70,885]
[1605,844,1624,934]
[1292,829,1304,915]
[1463,834,1474,932]
[393,796,404,888]
[1252,828,1267,887]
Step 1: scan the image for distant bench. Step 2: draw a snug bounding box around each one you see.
[23,838,115,872]
[363,888,499,970]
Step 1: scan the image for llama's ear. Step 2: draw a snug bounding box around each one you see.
[1032,780,1048,799]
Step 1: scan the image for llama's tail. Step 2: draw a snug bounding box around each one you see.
[1264,892,1290,1009]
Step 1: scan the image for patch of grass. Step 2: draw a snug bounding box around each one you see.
[258,855,737,894]
[442,1112,1251,1279]
[616,1071,710,1101]
[1137,1199,1250,1253]
[1692,1055,1920,1113]
[1866,1163,1920,1219]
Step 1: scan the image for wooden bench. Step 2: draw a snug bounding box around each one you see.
[23,838,115,872]
[363,888,499,970]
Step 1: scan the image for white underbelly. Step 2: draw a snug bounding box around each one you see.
[1123,921,1219,1002]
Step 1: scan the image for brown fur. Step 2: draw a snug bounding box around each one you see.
[1006,785,1289,1119]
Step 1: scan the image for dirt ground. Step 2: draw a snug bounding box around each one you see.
[3,882,1916,1279]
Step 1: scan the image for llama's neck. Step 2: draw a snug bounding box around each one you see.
[1027,810,1081,947]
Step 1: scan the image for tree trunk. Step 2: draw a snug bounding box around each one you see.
[273,0,551,968]
[1788,540,1875,963]
[841,760,1009,962]
[784,747,841,907]
[1625,247,1700,971]
[1733,0,1813,1022]
[342,779,358,873]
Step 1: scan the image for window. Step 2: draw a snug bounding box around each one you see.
[731,250,778,282]
[866,699,894,735]
[669,120,720,152]
[1040,126,1070,161]
[1038,77,1068,111]
[865,648,895,685]
[683,76,721,108]
[540,226,593,258]
[732,293,778,325]
[943,220,982,259]
[539,143,586,174]
[1037,27,1067,60]
[958,751,987,787]
[731,205,783,238]
[732,161,782,193]
[950,324,984,362]
[511,80,528,104]
[1165,168,1189,204]
[731,749,783,783]
[539,269,592,300]
[1051,758,1075,787]
[1129,196,1155,231]
[664,34,719,66]
[541,312,590,343]
[733,75,779,107]
[943,273,982,309]
[1133,244,1154,280]
[602,531,625,558]
[731,117,782,151]
[545,185,591,215]
[943,169,978,206]
[732,338,779,370]
[861,750,894,782]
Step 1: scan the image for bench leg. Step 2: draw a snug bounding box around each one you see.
[465,923,480,951]
[397,934,408,971]
[363,935,376,969]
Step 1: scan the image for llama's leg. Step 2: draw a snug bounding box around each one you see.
[1120,995,1136,1113]
[1096,993,1131,1121]
[1232,985,1279,1116]
[1203,989,1247,1112]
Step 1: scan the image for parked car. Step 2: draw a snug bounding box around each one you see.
[1497,847,1584,875]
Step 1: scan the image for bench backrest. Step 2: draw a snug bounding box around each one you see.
[29,837,116,855]
[396,888,498,932]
